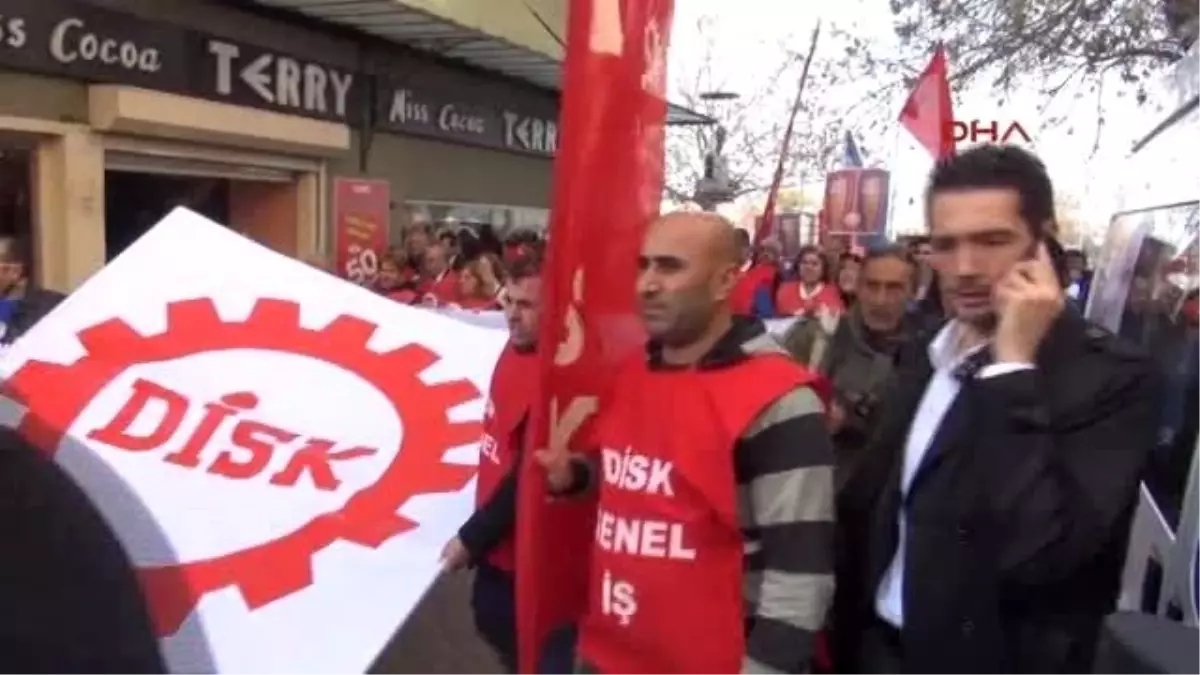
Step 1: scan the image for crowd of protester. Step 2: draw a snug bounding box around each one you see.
[371,223,546,310]
[0,145,1195,674]
[440,144,1198,675]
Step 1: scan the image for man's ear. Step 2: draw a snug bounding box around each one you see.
[714,262,738,301]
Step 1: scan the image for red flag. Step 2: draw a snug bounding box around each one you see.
[515,1,674,671]
[899,45,955,160]
[755,112,796,245]
[755,22,821,245]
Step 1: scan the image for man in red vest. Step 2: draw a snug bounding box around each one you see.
[441,256,542,672]
[538,211,836,673]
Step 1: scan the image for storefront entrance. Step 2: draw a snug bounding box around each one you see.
[102,147,313,262]
[104,171,231,261]
[0,145,32,243]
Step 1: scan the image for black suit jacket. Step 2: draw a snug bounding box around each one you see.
[0,428,165,672]
[836,310,1162,673]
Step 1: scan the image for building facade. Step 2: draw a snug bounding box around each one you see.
[0,0,572,289]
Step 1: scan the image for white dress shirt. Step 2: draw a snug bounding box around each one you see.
[874,321,1032,628]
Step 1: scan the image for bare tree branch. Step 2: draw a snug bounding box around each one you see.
[665,17,882,205]
[875,0,1195,151]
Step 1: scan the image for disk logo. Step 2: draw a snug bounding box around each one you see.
[4,298,482,636]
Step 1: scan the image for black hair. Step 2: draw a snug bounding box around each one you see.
[862,244,916,268]
[794,245,830,282]
[734,229,751,247]
[477,223,504,256]
[456,228,482,266]
[508,254,542,282]
[1044,237,1071,288]
[860,245,919,289]
[925,145,1055,239]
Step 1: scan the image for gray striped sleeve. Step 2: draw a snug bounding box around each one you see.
[736,385,836,674]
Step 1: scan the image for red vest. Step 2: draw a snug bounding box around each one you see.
[457,295,501,311]
[774,281,844,317]
[730,264,777,315]
[419,270,460,306]
[475,343,537,571]
[579,353,818,673]
[386,289,417,304]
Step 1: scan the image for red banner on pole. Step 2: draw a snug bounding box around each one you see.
[515,1,674,671]
[899,45,956,160]
[332,178,389,285]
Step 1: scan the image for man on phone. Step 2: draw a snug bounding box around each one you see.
[835,145,1161,673]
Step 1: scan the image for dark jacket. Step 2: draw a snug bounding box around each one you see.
[3,287,66,345]
[0,428,166,672]
[780,310,924,486]
[835,310,1162,673]
[568,317,836,672]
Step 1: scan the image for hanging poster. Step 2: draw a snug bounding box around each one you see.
[333,178,391,286]
[822,168,890,241]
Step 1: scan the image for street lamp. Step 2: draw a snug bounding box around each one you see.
[694,91,740,210]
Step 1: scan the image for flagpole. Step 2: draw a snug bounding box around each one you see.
[756,20,822,246]
[885,121,901,241]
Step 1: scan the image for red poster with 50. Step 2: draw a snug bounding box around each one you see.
[333,178,390,285]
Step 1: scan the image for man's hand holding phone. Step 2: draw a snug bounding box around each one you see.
[993,242,1066,363]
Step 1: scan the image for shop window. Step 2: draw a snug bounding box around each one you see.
[104,171,231,261]
[0,145,34,277]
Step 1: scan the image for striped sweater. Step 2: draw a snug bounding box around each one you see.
[569,317,836,674]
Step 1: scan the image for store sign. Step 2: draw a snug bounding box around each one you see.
[0,0,363,124]
[379,81,558,157]
[201,38,361,122]
[503,111,558,155]
[0,0,188,91]
[333,177,391,286]
[0,0,555,151]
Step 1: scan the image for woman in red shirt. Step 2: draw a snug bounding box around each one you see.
[775,245,844,318]
[454,254,505,311]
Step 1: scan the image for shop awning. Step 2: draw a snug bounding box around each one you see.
[247,0,714,126]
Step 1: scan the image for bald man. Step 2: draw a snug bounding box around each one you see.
[539,212,835,673]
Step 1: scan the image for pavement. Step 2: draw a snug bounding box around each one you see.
[370,570,503,674]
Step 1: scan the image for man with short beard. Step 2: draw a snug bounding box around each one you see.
[836,145,1161,673]
[781,246,923,484]
[441,257,567,672]
[539,211,835,674]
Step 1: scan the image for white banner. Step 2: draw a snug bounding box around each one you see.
[0,208,507,673]
[436,311,799,337]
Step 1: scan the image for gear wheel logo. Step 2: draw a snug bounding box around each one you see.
[4,297,483,636]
